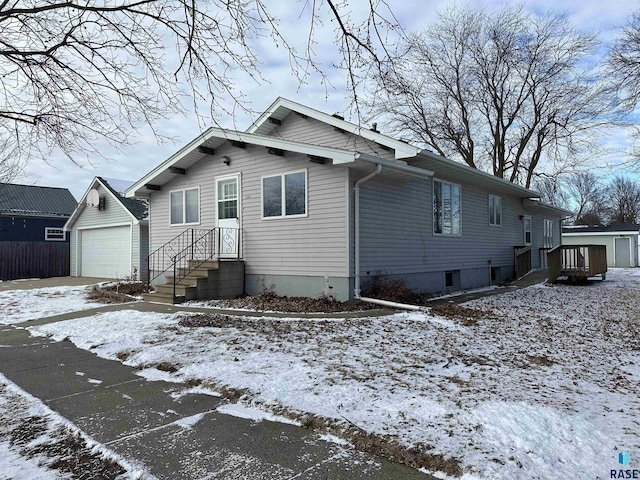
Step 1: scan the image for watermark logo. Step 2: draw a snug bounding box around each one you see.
[620,451,631,466]
[611,450,639,479]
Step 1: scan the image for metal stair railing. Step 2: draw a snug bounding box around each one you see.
[146,228,215,289]
[169,228,217,299]
[146,227,242,300]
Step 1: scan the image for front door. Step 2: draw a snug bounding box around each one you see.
[215,174,240,258]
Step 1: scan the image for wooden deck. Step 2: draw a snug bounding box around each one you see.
[548,245,607,282]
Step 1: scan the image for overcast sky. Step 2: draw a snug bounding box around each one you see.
[20,0,640,200]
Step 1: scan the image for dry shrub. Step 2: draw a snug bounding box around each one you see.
[361,274,419,304]
[86,282,145,304]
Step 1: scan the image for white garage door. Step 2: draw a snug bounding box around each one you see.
[80,226,131,278]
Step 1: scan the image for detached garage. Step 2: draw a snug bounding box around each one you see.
[66,177,148,280]
[562,224,640,268]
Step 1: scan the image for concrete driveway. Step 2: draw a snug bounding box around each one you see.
[0,276,109,291]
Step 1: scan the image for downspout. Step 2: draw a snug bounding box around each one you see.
[354,164,382,299]
[353,162,431,313]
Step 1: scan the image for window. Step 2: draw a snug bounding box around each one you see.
[45,227,65,241]
[170,187,199,225]
[543,219,554,248]
[433,179,461,235]
[489,195,502,226]
[445,270,460,290]
[524,215,532,245]
[262,170,307,218]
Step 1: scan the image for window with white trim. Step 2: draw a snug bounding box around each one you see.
[170,187,200,225]
[489,195,502,226]
[543,219,554,248]
[262,171,307,218]
[433,179,461,235]
[524,215,532,245]
[45,227,65,241]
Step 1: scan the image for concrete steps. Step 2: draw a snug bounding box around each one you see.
[145,259,243,305]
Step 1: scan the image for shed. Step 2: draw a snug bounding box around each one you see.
[562,224,639,268]
[65,177,148,280]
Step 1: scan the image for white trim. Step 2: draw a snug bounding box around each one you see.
[76,222,133,231]
[562,231,639,237]
[488,194,502,227]
[523,215,532,246]
[169,186,201,226]
[247,97,421,160]
[543,218,554,248]
[65,177,140,230]
[215,172,242,227]
[77,223,133,278]
[433,178,462,237]
[44,227,65,241]
[261,169,308,220]
[125,128,365,197]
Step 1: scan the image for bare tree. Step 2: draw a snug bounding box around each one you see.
[608,175,640,224]
[609,11,640,112]
[0,0,402,182]
[608,10,640,162]
[533,175,568,207]
[565,172,606,224]
[366,5,612,188]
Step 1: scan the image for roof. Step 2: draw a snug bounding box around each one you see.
[65,177,147,229]
[249,98,547,200]
[125,128,433,197]
[247,97,421,160]
[126,97,561,201]
[563,224,640,234]
[97,177,148,220]
[0,183,77,217]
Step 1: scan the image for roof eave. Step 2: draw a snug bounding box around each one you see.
[417,150,541,199]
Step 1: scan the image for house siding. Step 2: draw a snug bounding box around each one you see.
[148,142,349,298]
[356,170,562,294]
[69,183,138,277]
[269,112,397,160]
[0,216,69,242]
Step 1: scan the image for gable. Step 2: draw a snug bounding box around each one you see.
[66,178,143,230]
[266,112,398,161]
[248,97,420,160]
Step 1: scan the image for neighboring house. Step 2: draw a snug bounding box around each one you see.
[0,183,76,242]
[126,97,570,302]
[562,224,640,268]
[66,177,148,280]
[0,183,77,281]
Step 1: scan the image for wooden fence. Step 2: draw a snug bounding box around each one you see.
[0,241,69,281]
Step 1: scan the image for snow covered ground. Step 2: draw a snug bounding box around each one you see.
[0,373,150,479]
[0,285,103,324]
[8,268,639,478]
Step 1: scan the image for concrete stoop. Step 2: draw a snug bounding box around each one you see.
[143,259,244,305]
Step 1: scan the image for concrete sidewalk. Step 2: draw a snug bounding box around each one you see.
[0,324,431,479]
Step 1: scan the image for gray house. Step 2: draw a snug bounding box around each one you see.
[126,98,569,302]
[66,177,148,280]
